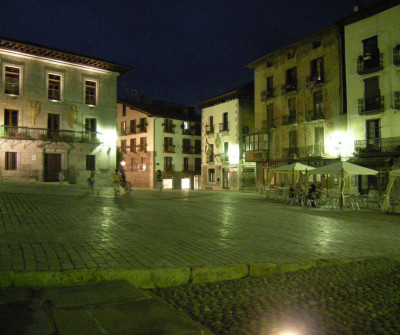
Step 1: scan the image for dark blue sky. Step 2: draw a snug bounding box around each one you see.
[0,0,379,106]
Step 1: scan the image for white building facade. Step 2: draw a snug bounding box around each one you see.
[196,82,256,191]
[0,38,131,185]
[117,99,202,189]
[343,1,400,192]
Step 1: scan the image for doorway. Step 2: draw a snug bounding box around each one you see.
[44,153,61,182]
[222,168,229,189]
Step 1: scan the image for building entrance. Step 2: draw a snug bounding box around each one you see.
[44,153,61,182]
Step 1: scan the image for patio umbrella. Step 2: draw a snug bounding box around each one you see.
[270,162,315,185]
[308,161,378,209]
[382,169,400,213]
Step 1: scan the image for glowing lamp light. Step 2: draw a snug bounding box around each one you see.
[98,129,117,146]
[120,160,126,167]
[228,144,240,164]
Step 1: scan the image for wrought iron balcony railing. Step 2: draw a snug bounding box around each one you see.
[219,122,229,133]
[395,91,400,110]
[357,53,383,75]
[164,164,175,173]
[182,146,193,154]
[393,45,400,66]
[306,110,325,121]
[261,119,276,131]
[0,125,99,143]
[358,96,384,114]
[282,112,297,125]
[205,124,214,135]
[244,150,269,162]
[260,88,275,101]
[164,145,176,153]
[354,136,400,154]
[281,83,297,93]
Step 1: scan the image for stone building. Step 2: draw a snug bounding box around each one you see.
[342,0,400,193]
[117,99,201,189]
[245,25,346,190]
[0,37,132,184]
[195,82,255,191]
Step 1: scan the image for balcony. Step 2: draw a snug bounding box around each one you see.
[306,144,325,157]
[306,74,324,88]
[306,110,325,121]
[282,111,297,125]
[357,53,383,75]
[205,125,214,135]
[355,137,400,155]
[0,125,99,143]
[393,45,400,66]
[164,145,175,153]
[260,89,275,101]
[358,96,384,114]
[261,119,275,131]
[138,145,147,153]
[164,164,175,173]
[394,91,400,109]
[163,125,175,134]
[282,147,299,159]
[137,124,147,133]
[219,122,229,133]
[281,83,297,93]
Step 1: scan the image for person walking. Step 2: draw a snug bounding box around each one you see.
[113,169,122,197]
[58,170,65,186]
[156,170,163,192]
[87,170,95,194]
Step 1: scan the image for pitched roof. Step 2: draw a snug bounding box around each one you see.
[194,81,254,109]
[118,99,201,122]
[0,36,133,75]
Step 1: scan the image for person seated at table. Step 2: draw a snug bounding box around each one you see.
[289,185,295,199]
[307,184,317,207]
[295,183,303,205]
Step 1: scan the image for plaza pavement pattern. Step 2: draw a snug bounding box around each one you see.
[0,182,400,289]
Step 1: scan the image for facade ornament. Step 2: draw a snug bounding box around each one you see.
[67,105,79,128]
[28,101,41,125]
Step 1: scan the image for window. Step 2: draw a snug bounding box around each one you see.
[122,105,126,117]
[287,49,295,59]
[244,133,268,151]
[366,119,380,150]
[223,142,229,162]
[131,157,137,171]
[222,112,229,131]
[267,104,274,127]
[164,119,174,133]
[130,119,136,134]
[183,138,191,153]
[183,121,189,130]
[85,118,97,140]
[266,61,273,68]
[286,67,297,91]
[48,74,61,100]
[310,57,324,81]
[208,168,215,182]
[164,137,174,152]
[314,127,324,156]
[48,114,60,138]
[288,98,296,123]
[86,155,95,171]
[141,157,147,171]
[85,80,96,105]
[138,117,147,132]
[267,76,273,92]
[4,109,18,137]
[361,35,381,72]
[121,139,127,153]
[183,157,189,171]
[364,77,381,112]
[139,137,147,152]
[5,66,20,95]
[164,157,173,172]
[5,152,17,170]
[313,91,323,115]
[195,140,201,154]
[289,130,297,155]
[130,138,136,152]
[121,121,127,135]
[195,158,201,172]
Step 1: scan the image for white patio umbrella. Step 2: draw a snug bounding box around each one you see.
[269,162,315,186]
[382,169,400,213]
[308,161,378,209]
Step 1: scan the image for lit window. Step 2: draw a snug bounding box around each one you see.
[48,74,61,100]
[85,80,96,105]
[5,66,20,95]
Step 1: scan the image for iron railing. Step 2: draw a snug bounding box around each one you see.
[164,145,176,153]
[282,112,297,125]
[394,91,400,109]
[164,164,175,173]
[355,136,400,154]
[219,122,229,132]
[306,110,325,121]
[393,45,400,66]
[358,96,384,114]
[205,124,214,135]
[0,125,99,143]
[260,89,275,101]
[357,53,383,75]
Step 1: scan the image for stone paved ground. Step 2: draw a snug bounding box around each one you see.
[0,182,400,273]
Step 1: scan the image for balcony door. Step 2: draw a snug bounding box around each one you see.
[4,109,18,137]
[289,130,297,156]
[48,114,60,138]
[364,77,380,112]
[314,127,324,156]
[44,153,61,182]
[366,119,380,151]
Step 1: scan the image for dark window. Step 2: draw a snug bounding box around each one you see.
[366,119,380,150]
[289,130,297,154]
[267,104,274,126]
[130,138,136,152]
[364,77,380,111]
[183,157,189,171]
[86,155,95,170]
[122,105,126,116]
[183,138,191,153]
[313,91,323,114]
[5,152,17,170]
[48,114,60,138]
[164,157,173,172]
[48,74,61,100]
[195,140,201,154]
[85,118,97,140]
[288,98,296,122]
[139,137,147,152]
[222,112,228,131]
[266,61,273,68]
[85,80,96,105]
[5,66,19,95]
[266,76,273,92]
[286,67,297,91]
[164,137,174,152]
[310,57,324,81]
[121,139,127,153]
[314,127,324,156]
[195,158,201,172]
[164,119,174,133]
[362,36,380,69]
[139,118,147,132]
[4,109,18,137]
[130,119,136,134]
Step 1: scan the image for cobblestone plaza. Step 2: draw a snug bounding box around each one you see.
[0,183,399,274]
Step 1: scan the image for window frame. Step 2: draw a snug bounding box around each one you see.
[86,155,96,171]
[47,72,62,101]
[84,79,98,106]
[4,64,22,96]
[5,152,17,170]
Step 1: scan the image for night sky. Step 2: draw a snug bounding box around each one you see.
[0,0,380,106]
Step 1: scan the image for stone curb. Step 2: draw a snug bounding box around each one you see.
[0,256,395,289]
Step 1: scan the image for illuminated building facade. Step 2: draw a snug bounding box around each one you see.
[0,37,131,185]
[246,26,346,190]
[117,99,201,189]
[195,82,255,191]
[343,1,400,193]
